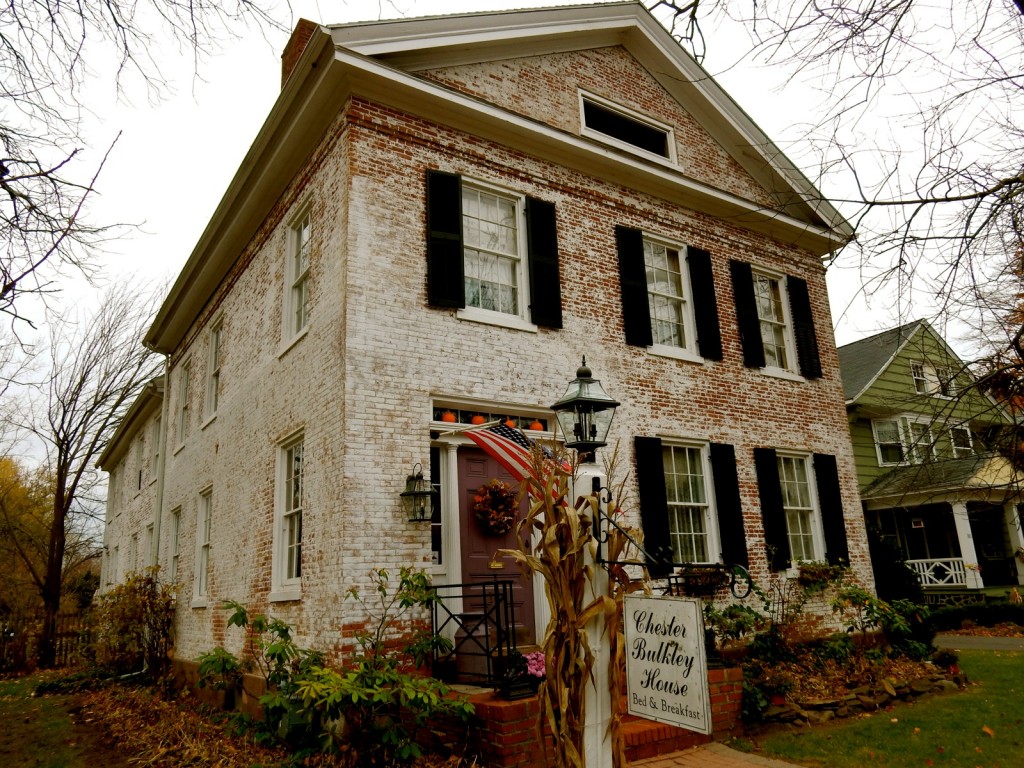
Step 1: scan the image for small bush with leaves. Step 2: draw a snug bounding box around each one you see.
[90,567,175,678]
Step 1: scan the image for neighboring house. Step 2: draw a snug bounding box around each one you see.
[98,377,165,587]
[838,320,1024,599]
[102,2,865,669]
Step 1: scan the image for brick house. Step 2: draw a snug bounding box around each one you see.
[838,320,1024,600]
[102,1,865,673]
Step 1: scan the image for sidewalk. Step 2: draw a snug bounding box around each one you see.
[631,742,800,768]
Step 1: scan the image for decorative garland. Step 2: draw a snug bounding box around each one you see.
[473,479,518,535]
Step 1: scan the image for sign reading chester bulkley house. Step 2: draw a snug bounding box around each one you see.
[623,594,712,735]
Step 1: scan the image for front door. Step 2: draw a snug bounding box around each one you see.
[458,447,536,645]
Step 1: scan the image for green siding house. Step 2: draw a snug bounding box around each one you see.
[838,320,1024,599]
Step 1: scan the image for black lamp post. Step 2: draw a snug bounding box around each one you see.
[401,463,432,522]
[550,356,620,462]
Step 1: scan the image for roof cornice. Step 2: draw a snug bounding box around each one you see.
[98,377,165,470]
[145,2,852,353]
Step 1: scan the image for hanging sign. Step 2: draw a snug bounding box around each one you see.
[623,593,712,735]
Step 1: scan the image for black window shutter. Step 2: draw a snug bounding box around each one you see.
[634,436,674,578]
[616,226,653,347]
[730,259,765,368]
[425,170,464,309]
[788,276,822,379]
[525,197,562,329]
[709,443,747,567]
[753,447,789,571]
[687,247,722,360]
[813,453,849,565]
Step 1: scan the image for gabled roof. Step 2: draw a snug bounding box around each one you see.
[145,1,853,354]
[837,320,928,402]
[861,453,1023,504]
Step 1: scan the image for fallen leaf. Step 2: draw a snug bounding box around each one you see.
[891,718,899,723]
[983,725,996,738]
[914,727,921,735]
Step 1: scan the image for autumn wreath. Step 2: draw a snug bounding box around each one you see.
[473,479,519,535]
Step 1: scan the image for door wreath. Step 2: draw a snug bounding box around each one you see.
[473,479,519,535]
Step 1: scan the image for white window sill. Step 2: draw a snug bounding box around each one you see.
[457,307,537,333]
[172,442,186,456]
[760,366,805,383]
[201,413,217,430]
[648,344,705,365]
[278,326,309,359]
[269,588,302,603]
[190,596,209,609]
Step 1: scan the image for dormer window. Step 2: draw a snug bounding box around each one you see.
[911,361,956,397]
[580,92,674,161]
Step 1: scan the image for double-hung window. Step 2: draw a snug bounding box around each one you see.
[872,416,936,465]
[169,507,181,583]
[950,426,974,458]
[776,454,817,563]
[425,171,562,331]
[194,489,212,605]
[205,321,221,420]
[272,434,304,600]
[754,449,849,571]
[286,208,311,341]
[615,227,722,360]
[730,260,821,378]
[462,184,525,318]
[662,444,713,563]
[910,360,956,398]
[634,437,747,577]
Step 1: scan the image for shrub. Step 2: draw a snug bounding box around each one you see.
[928,601,1024,632]
[90,567,175,678]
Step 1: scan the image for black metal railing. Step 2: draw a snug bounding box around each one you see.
[430,577,516,685]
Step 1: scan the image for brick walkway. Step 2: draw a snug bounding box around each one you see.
[631,742,800,767]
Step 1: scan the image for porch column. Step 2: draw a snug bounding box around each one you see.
[573,463,612,768]
[1003,502,1024,584]
[951,502,984,589]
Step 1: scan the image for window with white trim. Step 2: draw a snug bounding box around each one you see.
[580,92,674,161]
[144,523,154,568]
[910,360,956,397]
[461,183,527,320]
[176,360,191,446]
[135,436,144,491]
[872,416,936,466]
[169,507,181,583]
[205,321,221,419]
[151,414,161,480]
[272,434,304,599]
[645,238,696,352]
[662,443,714,563]
[950,426,974,458]
[753,270,794,371]
[286,208,311,340]
[195,489,212,602]
[108,545,118,585]
[776,453,819,563]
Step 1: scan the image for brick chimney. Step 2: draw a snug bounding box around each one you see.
[281,18,320,89]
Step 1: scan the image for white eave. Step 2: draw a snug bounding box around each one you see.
[145,2,852,354]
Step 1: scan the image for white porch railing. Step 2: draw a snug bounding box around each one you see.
[907,557,967,587]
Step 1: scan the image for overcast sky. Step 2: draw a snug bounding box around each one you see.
[76,0,897,349]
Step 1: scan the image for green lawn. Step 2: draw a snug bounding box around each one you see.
[755,650,1023,767]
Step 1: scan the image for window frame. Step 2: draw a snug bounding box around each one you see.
[775,451,826,566]
[204,319,222,422]
[910,360,957,398]
[872,415,936,466]
[644,236,700,361]
[872,418,905,466]
[456,179,535,332]
[661,441,718,565]
[270,432,305,602]
[150,414,161,485]
[192,487,212,608]
[169,506,181,583]
[751,267,798,376]
[579,90,676,163]
[950,425,973,458]
[284,204,312,345]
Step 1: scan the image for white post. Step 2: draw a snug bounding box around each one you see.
[573,463,613,768]
[1003,502,1024,584]
[951,502,984,589]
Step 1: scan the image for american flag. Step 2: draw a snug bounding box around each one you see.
[464,424,570,499]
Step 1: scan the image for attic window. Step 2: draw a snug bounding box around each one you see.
[580,93,674,161]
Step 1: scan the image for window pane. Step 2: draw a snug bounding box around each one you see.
[664,445,710,563]
[645,242,687,348]
[777,455,815,562]
[753,274,788,368]
[462,187,521,317]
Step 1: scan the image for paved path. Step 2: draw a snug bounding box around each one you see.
[631,742,800,767]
